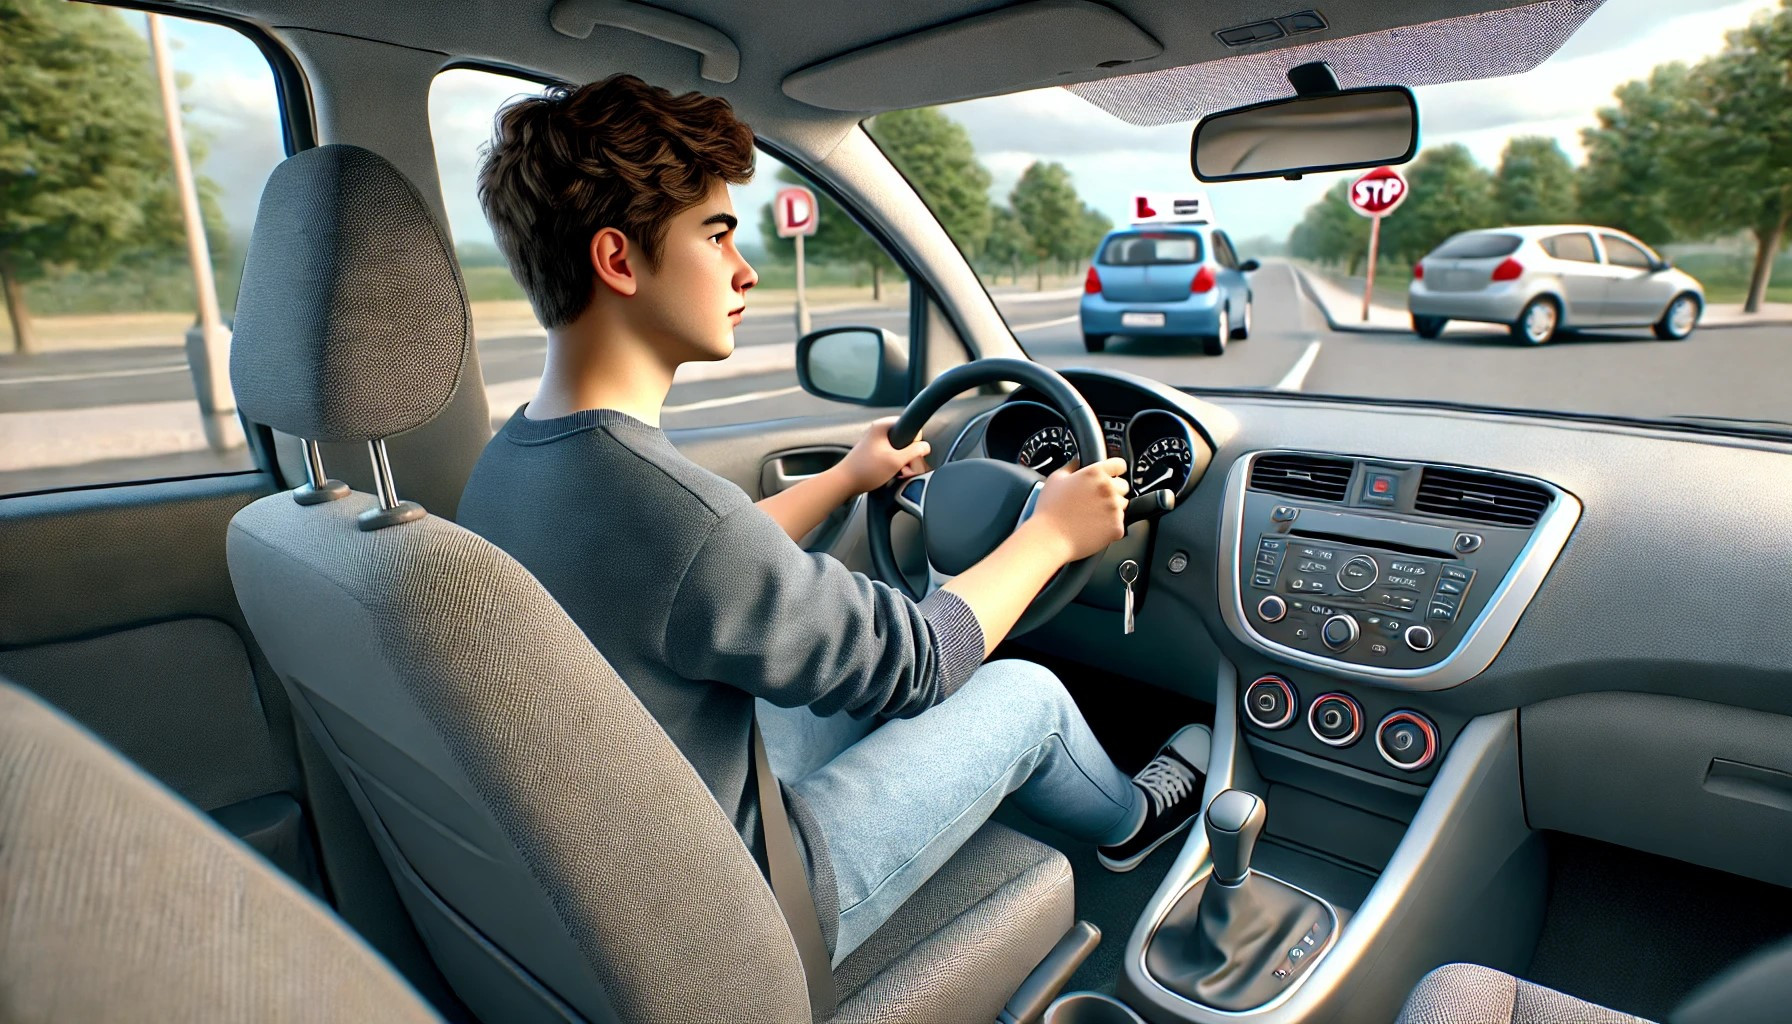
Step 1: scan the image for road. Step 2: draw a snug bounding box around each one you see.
[5,261,1792,493]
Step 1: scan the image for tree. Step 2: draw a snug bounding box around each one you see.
[1494,137,1579,226]
[1287,181,1370,272]
[0,0,214,353]
[1070,203,1113,273]
[1579,64,1700,247]
[757,166,896,298]
[1686,4,1792,311]
[1580,3,1792,312]
[868,108,993,259]
[1010,161,1085,290]
[982,204,1032,285]
[1381,144,1499,263]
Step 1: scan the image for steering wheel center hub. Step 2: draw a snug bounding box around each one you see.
[923,460,1042,576]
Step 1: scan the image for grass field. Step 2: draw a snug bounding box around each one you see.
[2,259,1084,356]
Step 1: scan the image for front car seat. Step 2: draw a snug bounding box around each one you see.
[222,143,1076,1023]
[1398,956,1792,1024]
[0,680,440,1023]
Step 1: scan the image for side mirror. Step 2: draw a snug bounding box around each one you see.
[1191,85,1418,182]
[1239,259,1261,273]
[1653,257,1674,272]
[796,326,910,406]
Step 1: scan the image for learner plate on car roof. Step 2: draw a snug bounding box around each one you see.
[1132,191,1212,226]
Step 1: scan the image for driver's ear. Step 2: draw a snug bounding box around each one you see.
[591,227,638,297]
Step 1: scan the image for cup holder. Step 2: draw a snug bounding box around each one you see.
[1042,991,1146,1024]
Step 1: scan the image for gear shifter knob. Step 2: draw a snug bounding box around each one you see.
[1204,789,1266,886]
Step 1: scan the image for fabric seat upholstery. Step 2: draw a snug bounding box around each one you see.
[0,681,440,1023]
[224,143,1075,1023]
[1398,964,1651,1024]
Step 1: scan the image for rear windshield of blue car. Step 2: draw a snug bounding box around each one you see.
[1427,233,1523,259]
[1099,231,1204,265]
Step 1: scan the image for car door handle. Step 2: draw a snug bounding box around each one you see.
[760,446,848,497]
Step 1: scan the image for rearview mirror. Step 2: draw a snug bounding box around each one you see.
[796,326,910,406]
[1191,86,1418,182]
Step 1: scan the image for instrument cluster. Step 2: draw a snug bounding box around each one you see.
[982,401,1199,499]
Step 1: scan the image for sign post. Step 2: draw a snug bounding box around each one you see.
[774,186,819,337]
[1347,166,1410,322]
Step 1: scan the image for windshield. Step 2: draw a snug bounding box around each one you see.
[871,0,1792,429]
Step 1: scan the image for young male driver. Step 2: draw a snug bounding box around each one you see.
[457,74,1208,965]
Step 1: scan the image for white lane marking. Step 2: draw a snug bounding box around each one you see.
[1274,340,1322,392]
[1010,314,1078,333]
[0,363,187,385]
[664,384,804,414]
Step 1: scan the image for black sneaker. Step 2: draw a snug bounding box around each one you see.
[1098,725,1211,873]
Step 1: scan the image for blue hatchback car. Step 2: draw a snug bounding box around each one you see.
[1080,224,1258,355]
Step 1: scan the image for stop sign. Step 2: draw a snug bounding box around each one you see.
[1349,166,1409,218]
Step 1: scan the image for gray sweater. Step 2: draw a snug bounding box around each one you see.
[457,406,986,950]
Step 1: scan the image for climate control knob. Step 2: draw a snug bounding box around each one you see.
[1405,625,1436,652]
[1243,675,1296,730]
[1321,614,1359,651]
[1308,693,1363,747]
[1376,711,1439,771]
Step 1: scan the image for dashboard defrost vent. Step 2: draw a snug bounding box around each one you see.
[1415,467,1551,527]
[1250,454,1353,502]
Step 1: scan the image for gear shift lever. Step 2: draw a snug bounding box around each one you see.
[1143,789,1333,1012]
[1204,789,1266,886]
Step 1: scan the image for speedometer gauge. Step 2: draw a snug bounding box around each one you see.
[1017,426,1077,475]
[1132,436,1192,495]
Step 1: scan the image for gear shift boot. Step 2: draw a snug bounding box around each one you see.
[1144,870,1334,1010]
[1143,789,1335,1011]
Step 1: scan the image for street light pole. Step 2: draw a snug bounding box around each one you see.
[147,13,241,452]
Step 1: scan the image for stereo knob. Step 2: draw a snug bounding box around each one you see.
[1244,675,1296,730]
[1257,595,1287,623]
[1376,711,1439,771]
[1405,625,1436,652]
[1321,614,1359,651]
[1337,555,1378,593]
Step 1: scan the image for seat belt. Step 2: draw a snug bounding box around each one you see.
[751,718,837,1020]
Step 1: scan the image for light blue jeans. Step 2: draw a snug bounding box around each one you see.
[759,658,1143,965]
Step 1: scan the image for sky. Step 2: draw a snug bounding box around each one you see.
[152,0,1777,253]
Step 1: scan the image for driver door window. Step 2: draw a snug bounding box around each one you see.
[426,68,917,430]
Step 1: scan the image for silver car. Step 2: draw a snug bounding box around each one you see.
[1408,225,1705,344]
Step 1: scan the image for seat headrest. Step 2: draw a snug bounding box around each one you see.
[231,145,470,443]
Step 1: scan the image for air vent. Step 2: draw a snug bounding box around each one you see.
[1250,454,1354,502]
[1415,468,1552,527]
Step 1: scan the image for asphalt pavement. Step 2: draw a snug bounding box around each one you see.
[5,260,1792,494]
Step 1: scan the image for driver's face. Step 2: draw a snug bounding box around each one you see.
[633,179,757,364]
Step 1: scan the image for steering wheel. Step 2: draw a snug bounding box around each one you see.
[867,358,1108,637]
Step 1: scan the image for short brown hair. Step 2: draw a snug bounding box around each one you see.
[477,74,755,328]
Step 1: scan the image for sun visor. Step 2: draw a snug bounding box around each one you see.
[781,0,1162,112]
[1069,0,1604,127]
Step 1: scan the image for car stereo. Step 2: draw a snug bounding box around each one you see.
[1218,451,1581,690]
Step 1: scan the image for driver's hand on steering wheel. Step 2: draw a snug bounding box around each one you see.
[1027,458,1129,563]
[838,416,932,494]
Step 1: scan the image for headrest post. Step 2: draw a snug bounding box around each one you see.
[291,438,349,506]
[369,439,400,511]
[357,438,427,531]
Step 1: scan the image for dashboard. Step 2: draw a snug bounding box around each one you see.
[916,364,1792,978]
[935,367,1792,864]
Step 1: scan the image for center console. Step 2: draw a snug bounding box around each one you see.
[1218,451,1579,690]
[1105,451,1581,1022]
